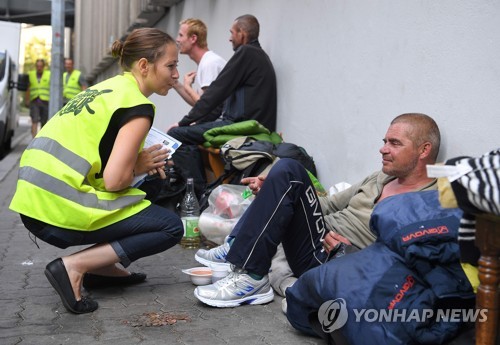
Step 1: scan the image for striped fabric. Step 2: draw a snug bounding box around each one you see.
[446,149,500,264]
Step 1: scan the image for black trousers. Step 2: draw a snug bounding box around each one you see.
[167,120,233,198]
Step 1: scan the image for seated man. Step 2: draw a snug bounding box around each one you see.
[167,14,277,196]
[193,113,441,307]
[168,14,277,143]
[173,18,226,108]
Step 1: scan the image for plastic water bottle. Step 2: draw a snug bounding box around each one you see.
[179,178,201,249]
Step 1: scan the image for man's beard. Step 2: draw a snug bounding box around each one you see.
[382,157,419,178]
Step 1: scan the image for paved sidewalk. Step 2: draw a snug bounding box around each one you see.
[0,131,322,345]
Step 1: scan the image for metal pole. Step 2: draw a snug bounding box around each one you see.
[49,0,65,118]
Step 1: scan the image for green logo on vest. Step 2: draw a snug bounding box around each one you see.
[60,89,113,116]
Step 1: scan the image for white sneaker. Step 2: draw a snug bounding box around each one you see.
[195,236,231,268]
[194,269,274,308]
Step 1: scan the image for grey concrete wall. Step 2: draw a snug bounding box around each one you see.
[76,0,500,189]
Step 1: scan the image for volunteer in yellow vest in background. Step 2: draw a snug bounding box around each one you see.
[63,58,88,104]
[25,59,51,138]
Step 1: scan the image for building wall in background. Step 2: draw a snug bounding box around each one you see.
[74,0,500,189]
[74,0,167,82]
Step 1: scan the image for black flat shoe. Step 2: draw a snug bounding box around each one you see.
[82,272,147,289]
[44,258,98,314]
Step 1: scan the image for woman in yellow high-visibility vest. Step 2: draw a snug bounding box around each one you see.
[10,28,182,314]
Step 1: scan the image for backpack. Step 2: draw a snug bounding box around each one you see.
[221,136,276,182]
[199,136,318,211]
[153,167,187,213]
[221,136,318,178]
[272,142,317,177]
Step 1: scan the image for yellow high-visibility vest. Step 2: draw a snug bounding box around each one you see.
[10,72,155,231]
[63,69,83,100]
[28,70,51,101]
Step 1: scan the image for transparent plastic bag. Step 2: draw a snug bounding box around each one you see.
[198,184,254,244]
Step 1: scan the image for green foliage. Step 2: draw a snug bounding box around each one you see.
[22,36,51,73]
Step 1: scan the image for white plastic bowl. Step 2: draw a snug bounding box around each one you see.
[182,267,212,285]
[211,265,230,283]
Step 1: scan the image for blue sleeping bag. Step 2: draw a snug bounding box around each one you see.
[286,190,475,345]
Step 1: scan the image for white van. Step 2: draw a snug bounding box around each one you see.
[0,49,27,158]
